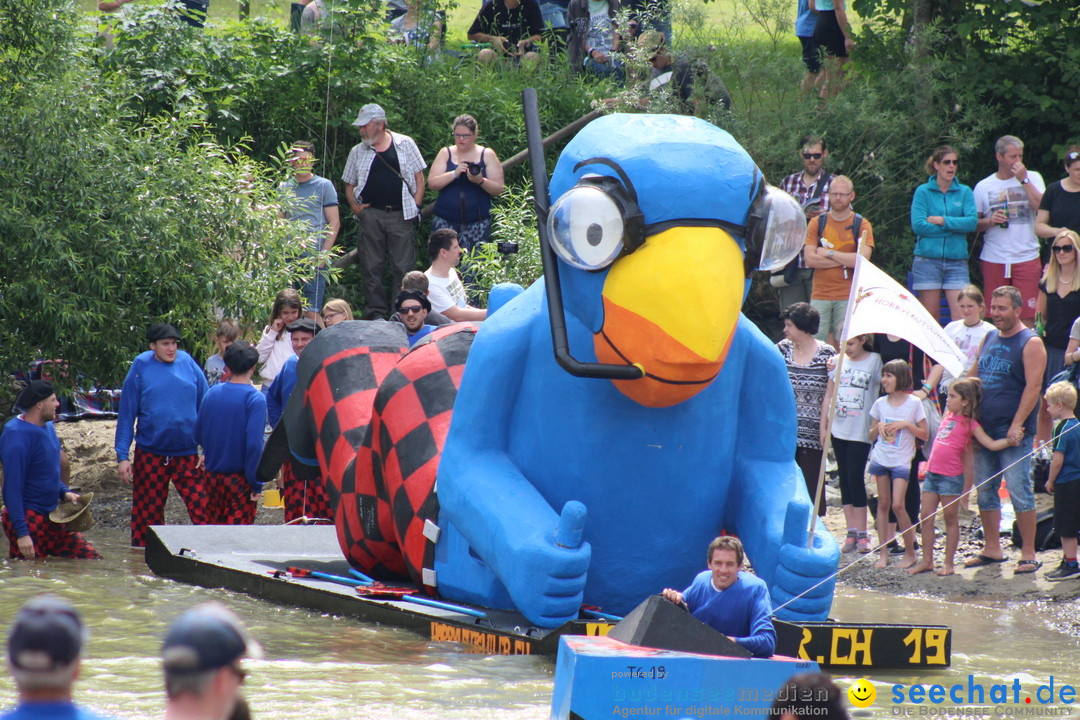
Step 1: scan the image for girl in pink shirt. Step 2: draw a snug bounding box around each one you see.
[908,378,1014,576]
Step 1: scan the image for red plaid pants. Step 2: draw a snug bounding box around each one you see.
[281,459,330,524]
[130,448,209,547]
[2,508,101,559]
[205,471,258,525]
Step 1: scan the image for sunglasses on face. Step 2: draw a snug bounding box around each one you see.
[1053,245,1075,254]
[802,152,824,160]
[399,305,424,314]
[940,159,959,166]
[453,133,474,139]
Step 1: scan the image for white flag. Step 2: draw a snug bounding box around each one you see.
[842,255,968,379]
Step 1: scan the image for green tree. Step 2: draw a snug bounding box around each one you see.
[0,0,318,387]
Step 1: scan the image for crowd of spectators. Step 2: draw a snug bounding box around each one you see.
[782,130,1080,581]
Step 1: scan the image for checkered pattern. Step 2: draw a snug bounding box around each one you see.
[205,471,258,525]
[2,508,101,559]
[130,449,210,547]
[335,325,477,588]
[281,459,331,523]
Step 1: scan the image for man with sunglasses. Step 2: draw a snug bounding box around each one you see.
[392,290,436,346]
[161,603,261,720]
[973,135,1046,326]
[777,135,835,309]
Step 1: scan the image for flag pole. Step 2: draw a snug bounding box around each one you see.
[806,250,866,546]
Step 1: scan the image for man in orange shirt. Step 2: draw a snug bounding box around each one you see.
[803,175,874,348]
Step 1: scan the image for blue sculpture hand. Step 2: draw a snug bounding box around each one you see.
[507,501,592,627]
[770,500,839,622]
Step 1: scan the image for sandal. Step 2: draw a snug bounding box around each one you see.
[1014,559,1042,575]
[841,531,857,553]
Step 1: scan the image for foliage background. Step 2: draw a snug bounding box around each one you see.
[2,0,1074,390]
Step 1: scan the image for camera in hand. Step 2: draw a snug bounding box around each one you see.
[497,241,519,255]
[463,161,483,176]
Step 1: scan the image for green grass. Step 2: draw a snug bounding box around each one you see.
[76,0,813,52]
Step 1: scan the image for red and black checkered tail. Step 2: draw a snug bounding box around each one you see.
[266,322,406,555]
[363,325,478,592]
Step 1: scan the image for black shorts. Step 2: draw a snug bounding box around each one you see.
[799,35,821,73]
[812,10,848,59]
[1054,480,1080,539]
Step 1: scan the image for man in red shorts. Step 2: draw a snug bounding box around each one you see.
[974,135,1046,326]
[1,381,100,559]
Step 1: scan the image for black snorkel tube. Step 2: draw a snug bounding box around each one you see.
[523,88,645,381]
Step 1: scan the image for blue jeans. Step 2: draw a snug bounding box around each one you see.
[911,255,969,291]
[974,434,1035,513]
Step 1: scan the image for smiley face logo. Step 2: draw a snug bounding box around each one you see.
[848,678,876,708]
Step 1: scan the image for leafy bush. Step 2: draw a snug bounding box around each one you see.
[0,0,318,385]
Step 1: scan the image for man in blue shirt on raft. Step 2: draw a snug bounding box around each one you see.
[1,382,100,560]
[115,323,210,547]
[661,536,776,658]
[196,341,267,525]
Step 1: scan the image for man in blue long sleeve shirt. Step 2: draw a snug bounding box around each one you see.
[263,318,331,523]
[197,341,267,525]
[1,382,100,560]
[114,324,209,547]
[661,536,776,658]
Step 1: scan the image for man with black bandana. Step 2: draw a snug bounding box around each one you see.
[1,382,100,560]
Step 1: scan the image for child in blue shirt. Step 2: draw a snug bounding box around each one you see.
[1044,381,1080,581]
[197,341,267,524]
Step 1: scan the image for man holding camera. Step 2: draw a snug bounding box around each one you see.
[341,103,427,321]
[777,134,835,310]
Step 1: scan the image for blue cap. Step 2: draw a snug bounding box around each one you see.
[162,603,262,672]
[8,595,84,671]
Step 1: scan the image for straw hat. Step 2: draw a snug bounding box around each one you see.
[49,492,95,533]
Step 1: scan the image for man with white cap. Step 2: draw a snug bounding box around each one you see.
[1,381,100,560]
[162,603,261,720]
[115,323,210,548]
[3,595,113,720]
[340,103,427,320]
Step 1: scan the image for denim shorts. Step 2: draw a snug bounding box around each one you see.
[974,435,1035,513]
[868,460,910,481]
[923,471,963,496]
[911,255,970,291]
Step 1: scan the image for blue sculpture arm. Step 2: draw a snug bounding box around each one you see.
[437,301,592,627]
[726,322,838,621]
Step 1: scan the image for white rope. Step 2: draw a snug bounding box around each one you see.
[771,421,1077,616]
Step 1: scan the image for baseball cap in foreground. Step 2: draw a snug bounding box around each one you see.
[162,603,262,673]
[8,595,85,672]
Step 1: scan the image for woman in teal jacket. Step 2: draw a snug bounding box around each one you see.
[910,145,978,323]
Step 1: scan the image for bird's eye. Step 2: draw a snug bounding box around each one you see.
[754,186,806,272]
[547,185,626,270]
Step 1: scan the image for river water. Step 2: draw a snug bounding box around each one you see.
[2,527,1079,718]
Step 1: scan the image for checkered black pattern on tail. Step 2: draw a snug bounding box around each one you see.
[371,325,477,592]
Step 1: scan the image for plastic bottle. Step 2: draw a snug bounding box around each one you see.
[999,196,1009,229]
